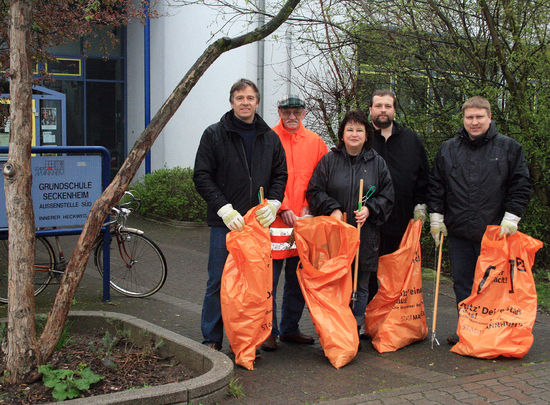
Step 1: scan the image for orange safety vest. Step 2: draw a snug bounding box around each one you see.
[270,121,328,259]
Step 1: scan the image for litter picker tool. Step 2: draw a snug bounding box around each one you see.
[431,233,444,349]
[258,187,264,203]
[351,179,364,309]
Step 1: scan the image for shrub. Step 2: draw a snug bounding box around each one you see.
[131,167,206,222]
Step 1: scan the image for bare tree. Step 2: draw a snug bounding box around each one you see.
[4,0,38,383]
[267,0,550,258]
[4,0,301,384]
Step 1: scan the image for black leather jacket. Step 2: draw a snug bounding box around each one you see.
[306,146,394,271]
[193,111,287,227]
[428,121,531,242]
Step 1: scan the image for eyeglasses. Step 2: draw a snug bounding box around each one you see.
[280,109,304,117]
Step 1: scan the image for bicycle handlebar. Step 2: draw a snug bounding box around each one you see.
[118,191,141,211]
[105,191,140,227]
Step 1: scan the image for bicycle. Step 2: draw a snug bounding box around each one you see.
[0,192,167,303]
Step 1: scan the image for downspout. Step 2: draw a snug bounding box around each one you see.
[257,0,265,116]
[144,2,151,174]
[286,26,292,94]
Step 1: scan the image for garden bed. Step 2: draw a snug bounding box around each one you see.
[0,311,233,404]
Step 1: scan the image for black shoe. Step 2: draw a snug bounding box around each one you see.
[261,335,278,351]
[447,333,459,345]
[359,332,371,340]
[280,332,314,344]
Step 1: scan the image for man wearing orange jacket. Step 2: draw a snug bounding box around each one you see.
[262,95,329,351]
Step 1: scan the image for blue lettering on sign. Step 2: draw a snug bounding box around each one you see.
[0,155,102,228]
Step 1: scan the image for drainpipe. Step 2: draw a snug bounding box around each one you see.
[286,26,292,94]
[144,2,151,174]
[257,0,265,116]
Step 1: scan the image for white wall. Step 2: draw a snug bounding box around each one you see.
[126,1,299,179]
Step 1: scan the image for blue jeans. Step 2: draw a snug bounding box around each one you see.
[201,226,229,349]
[351,270,372,327]
[448,236,481,308]
[271,256,305,337]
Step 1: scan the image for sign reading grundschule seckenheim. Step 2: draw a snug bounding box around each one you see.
[0,155,102,228]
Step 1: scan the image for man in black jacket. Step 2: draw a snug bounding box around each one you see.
[428,96,531,345]
[368,90,429,303]
[193,78,287,351]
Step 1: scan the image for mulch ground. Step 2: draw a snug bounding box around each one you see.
[0,330,195,404]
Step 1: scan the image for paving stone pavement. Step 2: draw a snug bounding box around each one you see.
[2,216,549,404]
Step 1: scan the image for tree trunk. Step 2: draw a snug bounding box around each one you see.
[4,0,40,384]
[23,0,299,375]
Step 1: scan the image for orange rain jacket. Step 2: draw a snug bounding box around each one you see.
[270,121,328,259]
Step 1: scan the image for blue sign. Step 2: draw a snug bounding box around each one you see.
[0,155,102,228]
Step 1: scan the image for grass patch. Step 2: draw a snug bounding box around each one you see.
[534,270,550,313]
[228,376,245,399]
[421,267,452,283]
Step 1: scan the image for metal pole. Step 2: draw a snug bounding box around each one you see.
[257,0,265,116]
[144,2,151,174]
[286,26,292,94]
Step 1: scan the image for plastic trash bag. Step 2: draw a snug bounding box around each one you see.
[365,219,427,353]
[221,201,272,370]
[451,226,543,359]
[294,216,360,369]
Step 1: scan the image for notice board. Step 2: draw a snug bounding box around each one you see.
[0,155,102,228]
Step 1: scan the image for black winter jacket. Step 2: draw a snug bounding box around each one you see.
[306,146,394,271]
[372,122,429,237]
[428,121,531,242]
[193,111,288,227]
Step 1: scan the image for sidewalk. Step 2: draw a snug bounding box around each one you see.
[6,216,550,404]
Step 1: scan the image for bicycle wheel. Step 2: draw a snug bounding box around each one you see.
[94,230,167,297]
[0,237,55,303]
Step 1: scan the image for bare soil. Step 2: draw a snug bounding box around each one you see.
[0,331,195,404]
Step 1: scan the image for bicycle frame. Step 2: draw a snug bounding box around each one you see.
[113,225,144,268]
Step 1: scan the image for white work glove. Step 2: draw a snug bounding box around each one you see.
[499,212,520,238]
[217,203,244,231]
[255,199,281,228]
[430,213,448,247]
[413,203,427,223]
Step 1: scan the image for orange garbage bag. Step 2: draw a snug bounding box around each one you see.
[294,216,360,369]
[221,202,272,370]
[365,219,427,353]
[451,226,543,359]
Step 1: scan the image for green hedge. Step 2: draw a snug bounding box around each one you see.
[131,167,206,222]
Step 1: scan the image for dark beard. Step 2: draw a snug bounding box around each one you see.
[373,117,392,129]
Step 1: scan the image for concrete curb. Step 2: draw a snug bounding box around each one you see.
[44,311,234,404]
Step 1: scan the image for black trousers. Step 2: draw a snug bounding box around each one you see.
[367,233,402,303]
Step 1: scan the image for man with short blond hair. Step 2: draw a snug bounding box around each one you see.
[428,95,531,345]
[261,94,328,351]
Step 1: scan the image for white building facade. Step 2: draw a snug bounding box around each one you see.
[126,1,298,178]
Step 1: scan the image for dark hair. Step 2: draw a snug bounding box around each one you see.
[229,78,261,104]
[370,89,396,108]
[337,110,373,150]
